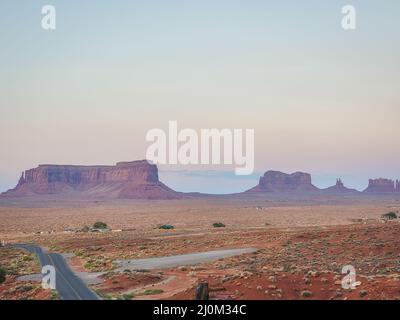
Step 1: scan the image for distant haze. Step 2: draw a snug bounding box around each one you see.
[1,1,399,194]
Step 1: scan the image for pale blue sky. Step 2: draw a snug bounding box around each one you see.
[0,1,399,193]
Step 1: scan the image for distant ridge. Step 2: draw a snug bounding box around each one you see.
[246,171,400,195]
[1,161,399,199]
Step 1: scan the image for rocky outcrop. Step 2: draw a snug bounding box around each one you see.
[246,171,318,193]
[396,180,400,193]
[322,178,359,194]
[363,178,396,193]
[1,160,180,199]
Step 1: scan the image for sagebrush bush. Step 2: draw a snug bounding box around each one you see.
[158,224,174,230]
[93,221,108,229]
[382,212,397,220]
[213,222,226,228]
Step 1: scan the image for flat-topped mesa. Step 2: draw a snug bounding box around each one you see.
[2,160,179,199]
[247,170,318,193]
[363,178,396,193]
[21,160,159,185]
[322,178,359,194]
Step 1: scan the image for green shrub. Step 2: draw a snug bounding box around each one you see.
[140,289,164,296]
[22,255,33,262]
[93,221,108,229]
[74,250,84,257]
[0,266,6,284]
[301,290,312,298]
[213,222,226,228]
[381,212,397,220]
[158,224,174,230]
[122,293,134,300]
[84,262,94,270]
[16,285,34,292]
[51,290,59,300]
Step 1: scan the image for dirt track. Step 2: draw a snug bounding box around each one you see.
[115,248,257,271]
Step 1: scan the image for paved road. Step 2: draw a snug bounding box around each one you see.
[14,244,99,300]
[116,248,257,271]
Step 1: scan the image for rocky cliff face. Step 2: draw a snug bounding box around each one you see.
[363,178,396,193]
[2,160,179,199]
[246,171,318,192]
[396,180,400,193]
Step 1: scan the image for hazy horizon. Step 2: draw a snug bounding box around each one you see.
[0,162,398,194]
[1,1,399,194]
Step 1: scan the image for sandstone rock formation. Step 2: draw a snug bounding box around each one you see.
[363,178,396,193]
[322,178,359,194]
[1,160,180,199]
[246,171,318,193]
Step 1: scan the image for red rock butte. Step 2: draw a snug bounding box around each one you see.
[1,160,180,199]
[246,171,319,193]
[363,178,398,193]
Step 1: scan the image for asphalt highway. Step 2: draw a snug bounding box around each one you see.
[15,244,99,300]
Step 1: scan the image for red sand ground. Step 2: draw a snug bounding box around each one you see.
[1,200,400,300]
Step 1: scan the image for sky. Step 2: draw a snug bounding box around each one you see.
[0,0,399,194]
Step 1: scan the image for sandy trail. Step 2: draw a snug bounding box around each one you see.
[115,248,257,271]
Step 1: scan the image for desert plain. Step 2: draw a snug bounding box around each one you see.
[1,194,400,300]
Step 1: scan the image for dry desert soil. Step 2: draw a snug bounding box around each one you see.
[1,196,400,300]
